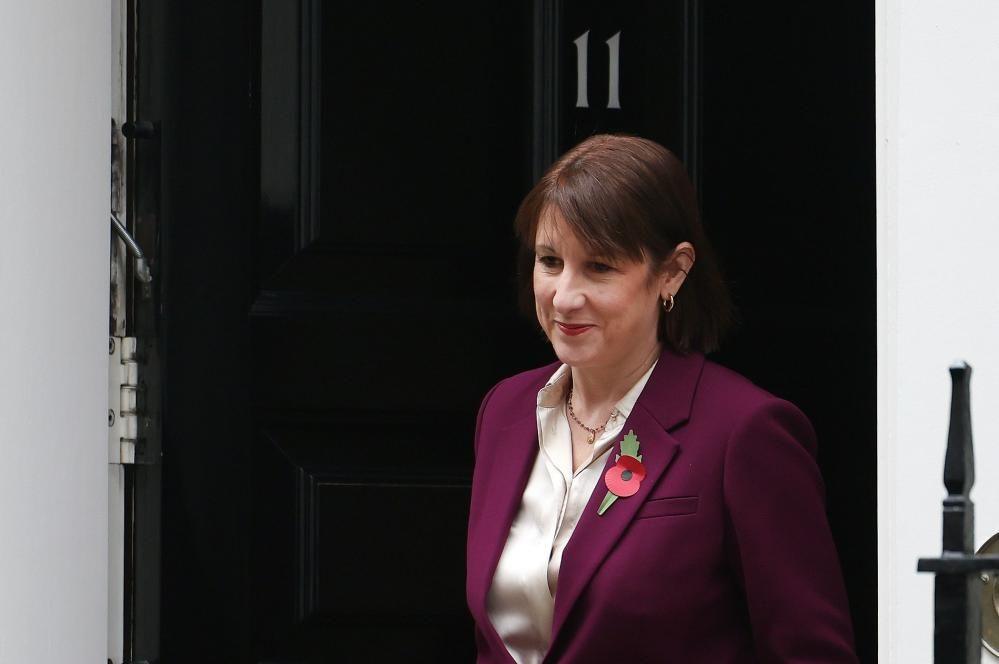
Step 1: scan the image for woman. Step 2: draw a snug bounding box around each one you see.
[466,135,857,663]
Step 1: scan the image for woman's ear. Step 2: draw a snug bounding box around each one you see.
[659,242,696,300]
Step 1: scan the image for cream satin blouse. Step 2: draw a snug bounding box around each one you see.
[486,361,657,664]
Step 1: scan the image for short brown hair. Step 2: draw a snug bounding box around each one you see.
[514,134,733,353]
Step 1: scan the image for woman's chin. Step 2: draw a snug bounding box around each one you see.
[551,340,599,367]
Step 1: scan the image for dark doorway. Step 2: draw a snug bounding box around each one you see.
[141,1,875,662]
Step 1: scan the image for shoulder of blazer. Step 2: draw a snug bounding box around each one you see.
[697,358,806,412]
[695,358,776,410]
[691,358,817,454]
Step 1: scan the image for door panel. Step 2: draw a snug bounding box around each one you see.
[251,1,542,660]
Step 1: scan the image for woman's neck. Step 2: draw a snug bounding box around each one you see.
[569,341,662,413]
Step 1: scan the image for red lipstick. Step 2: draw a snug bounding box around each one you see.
[556,322,593,336]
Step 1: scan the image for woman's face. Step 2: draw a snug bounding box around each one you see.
[533,208,665,371]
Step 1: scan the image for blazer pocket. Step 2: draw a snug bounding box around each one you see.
[635,495,699,520]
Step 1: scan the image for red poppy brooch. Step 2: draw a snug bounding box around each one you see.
[597,429,645,516]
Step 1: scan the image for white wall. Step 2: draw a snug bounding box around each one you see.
[0,1,109,661]
[878,1,999,661]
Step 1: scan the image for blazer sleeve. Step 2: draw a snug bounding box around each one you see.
[722,398,858,663]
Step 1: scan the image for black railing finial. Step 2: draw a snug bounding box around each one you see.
[918,361,999,662]
[944,362,974,502]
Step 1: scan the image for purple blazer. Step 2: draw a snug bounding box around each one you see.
[466,347,857,663]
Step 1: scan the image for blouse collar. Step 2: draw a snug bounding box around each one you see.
[535,360,658,424]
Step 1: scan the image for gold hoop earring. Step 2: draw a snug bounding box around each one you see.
[663,294,675,312]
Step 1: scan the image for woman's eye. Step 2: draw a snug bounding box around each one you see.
[589,262,614,273]
[537,255,561,268]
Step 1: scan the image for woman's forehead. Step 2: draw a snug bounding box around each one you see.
[535,225,653,272]
[534,206,636,261]
[534,208,569,245]
[534,213,591,256]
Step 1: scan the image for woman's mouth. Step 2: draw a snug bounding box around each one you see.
[556,321,594,336]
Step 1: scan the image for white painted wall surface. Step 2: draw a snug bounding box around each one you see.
[0,1,109,662]
[878,0,999,661]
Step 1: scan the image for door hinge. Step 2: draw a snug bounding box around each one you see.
[108,336,140,464]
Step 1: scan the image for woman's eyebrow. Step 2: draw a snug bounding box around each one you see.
[535,244,557,254]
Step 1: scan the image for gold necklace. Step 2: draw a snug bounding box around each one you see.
[566,389,619,444]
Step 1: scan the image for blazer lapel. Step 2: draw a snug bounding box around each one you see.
[547,348,705,649]
[467,412,540,631]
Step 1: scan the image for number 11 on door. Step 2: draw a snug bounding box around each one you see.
[573,30,621,110]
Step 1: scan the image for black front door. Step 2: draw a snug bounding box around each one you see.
[146,2,873,662]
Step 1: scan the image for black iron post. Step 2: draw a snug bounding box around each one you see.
[918,362,999,662]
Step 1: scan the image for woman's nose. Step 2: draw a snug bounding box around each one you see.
[551,269,585,312]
